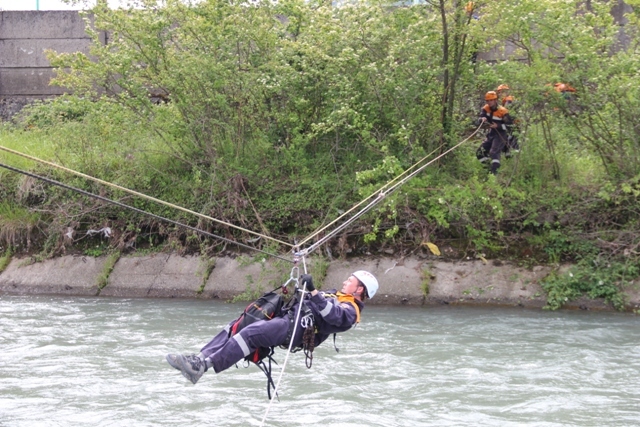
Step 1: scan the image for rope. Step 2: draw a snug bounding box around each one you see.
[296,145,443,247]
[0,162,293,263]
[0,145,293,248]
[259,256,309,426]
[298,125,484,257]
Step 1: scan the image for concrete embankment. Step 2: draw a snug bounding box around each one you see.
[0,254,638,311]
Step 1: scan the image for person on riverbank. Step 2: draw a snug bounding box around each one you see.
[495,84,520,157]
[166,271,379,385]
[476,90,514,175]
[554,82,576,100]
[496,84,512,107]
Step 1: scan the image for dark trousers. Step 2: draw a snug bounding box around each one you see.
[478,131,508,174]
[200,315,305,373]
[503,135,520,156]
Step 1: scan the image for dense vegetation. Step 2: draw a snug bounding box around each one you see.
[1,0,639,309]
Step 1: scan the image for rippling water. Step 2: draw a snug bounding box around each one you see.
[1,295,639,427]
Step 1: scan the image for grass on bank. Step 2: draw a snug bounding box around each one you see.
[96,250,121,293]
[0,248,12,273]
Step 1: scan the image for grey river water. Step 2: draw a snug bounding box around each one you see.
[1,295,639,427]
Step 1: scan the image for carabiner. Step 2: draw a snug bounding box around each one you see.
[300,313,314,329]
[281,265,300,295]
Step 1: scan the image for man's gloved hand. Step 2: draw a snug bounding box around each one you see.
[300,274,315,292]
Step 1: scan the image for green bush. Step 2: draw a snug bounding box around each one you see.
[17,96,94,129]
[542,259,638,311]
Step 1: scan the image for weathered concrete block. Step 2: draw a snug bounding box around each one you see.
[0,68,67,95]
[0,39,94,67]
[1,253,637,310]
[0,11,90,39]
[428,260,549,307]
[102,254,204,298]
[203,256,287,300]
[477,40,529,62]
[0,255,104,296]
[0,96,46,121]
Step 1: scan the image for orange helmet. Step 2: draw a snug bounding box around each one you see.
[496,84,510,91]
[554,82,576,93]
[502,95,514,105]
[465,1,475,14]
[485,91,498,101]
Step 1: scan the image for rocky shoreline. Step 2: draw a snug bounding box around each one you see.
[1,254,638,312]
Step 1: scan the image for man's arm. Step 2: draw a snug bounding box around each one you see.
[478,108,490,127]
[300,274,357,328]
[309,292,358,328]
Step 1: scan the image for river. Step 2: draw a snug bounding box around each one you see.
[0,295,638,426]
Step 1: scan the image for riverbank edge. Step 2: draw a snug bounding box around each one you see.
[1,253,638,312]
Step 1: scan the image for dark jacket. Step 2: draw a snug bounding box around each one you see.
[305,289,364,346]
[479,104,513,137]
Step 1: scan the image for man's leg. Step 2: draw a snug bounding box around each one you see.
[509,135,520,152]
[209,316,300,373]
[199,321,235,358]
[166,316,302,385]
[503,136,512,158]
[488,134,507,174]
[166,321,234,384]
[477,138,492,166]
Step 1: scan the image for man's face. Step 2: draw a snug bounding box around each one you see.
[488,99,498,109]
[341,275,361,295]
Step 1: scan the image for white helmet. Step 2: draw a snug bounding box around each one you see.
[352,270,379,299]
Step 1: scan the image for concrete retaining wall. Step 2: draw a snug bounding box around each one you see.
[0,11,105,96]
[0,11,107,120]
[1,254,638,311]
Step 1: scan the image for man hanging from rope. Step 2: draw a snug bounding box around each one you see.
[476,90,514,175]
[166,270,379,385]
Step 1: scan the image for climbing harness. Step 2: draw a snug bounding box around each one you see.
[280,286,316,368]
[226,262,317,403]
[227,284,286,400]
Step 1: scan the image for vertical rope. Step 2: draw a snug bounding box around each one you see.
[259,257,309,426]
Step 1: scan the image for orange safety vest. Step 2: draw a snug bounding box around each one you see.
[502,95,514,106]
[331,292,362,324]
[482,104,510,119]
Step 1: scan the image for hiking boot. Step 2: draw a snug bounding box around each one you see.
[166,353,183,371]
[166,353,205,384]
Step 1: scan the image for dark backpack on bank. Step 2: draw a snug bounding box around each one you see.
[228,291,285,398]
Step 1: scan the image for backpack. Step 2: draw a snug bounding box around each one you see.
[228,291,284,399]
[229,291,284,339]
